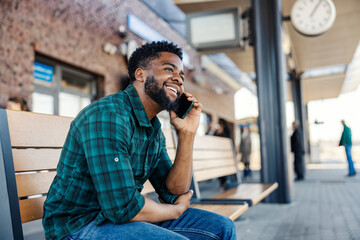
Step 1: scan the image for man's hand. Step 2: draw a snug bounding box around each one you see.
[170,93,203,133]
[173,190,193,218]
[130,190,193,223]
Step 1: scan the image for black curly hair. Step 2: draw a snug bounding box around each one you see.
[128,41,183,82]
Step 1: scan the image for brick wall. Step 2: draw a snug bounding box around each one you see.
[0,0,235,121]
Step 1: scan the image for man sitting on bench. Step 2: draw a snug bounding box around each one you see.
[43,41,237,240]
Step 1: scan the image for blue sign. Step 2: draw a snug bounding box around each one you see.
[34,61,54,82]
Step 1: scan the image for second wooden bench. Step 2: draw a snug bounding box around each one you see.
[190,134,278,207]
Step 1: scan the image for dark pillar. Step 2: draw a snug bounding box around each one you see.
[252,0,292,203]
[291,73,307,176]
[291,75,302,127]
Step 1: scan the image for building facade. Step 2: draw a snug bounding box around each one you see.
[0,0,236,133]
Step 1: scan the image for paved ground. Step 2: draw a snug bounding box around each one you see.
[231,167,360,240]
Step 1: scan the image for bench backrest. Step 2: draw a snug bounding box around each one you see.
[7,110,73,223]
[192,135,239,182]
[143,134,241,197]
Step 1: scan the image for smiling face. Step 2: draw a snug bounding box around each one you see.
[143,52,185,111]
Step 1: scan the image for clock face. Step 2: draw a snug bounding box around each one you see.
[291,0,336,36]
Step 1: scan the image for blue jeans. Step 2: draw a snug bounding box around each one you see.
[345,145,356,175]
[62,208,237,240]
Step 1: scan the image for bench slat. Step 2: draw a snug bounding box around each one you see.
[194,165,237,182]
[16,172,56,197]
[164,130,175,149]
[19,196,46,223]
[193,158,235,170]
[190,203,248,221]
[167,149,176,161]
[194,135,233,151]
[7,110,72,148]
[193,150,234,160]
[142,180,155,194]
[211,183,279,205]
[13,148,61,172]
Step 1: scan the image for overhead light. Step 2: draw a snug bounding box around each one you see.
[102,43,117,55]
[212,86,224,95]
[287,57,295,70]
[282,30,291,55]
[303,64,347,78]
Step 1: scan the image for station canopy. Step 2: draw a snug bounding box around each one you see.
[169,0,360,103]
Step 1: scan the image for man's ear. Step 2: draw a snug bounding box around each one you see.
[135,68,146,82]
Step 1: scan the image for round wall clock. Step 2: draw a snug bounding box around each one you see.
[291,0,336,36]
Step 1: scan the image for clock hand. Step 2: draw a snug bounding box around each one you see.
[310,0,323,17]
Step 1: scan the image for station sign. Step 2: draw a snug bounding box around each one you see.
[186,8,243,51]
[34,61,54,82]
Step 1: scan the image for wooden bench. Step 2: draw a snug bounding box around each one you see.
[0,109,247,240]
[190,135,278,206]
[0,109,73,240]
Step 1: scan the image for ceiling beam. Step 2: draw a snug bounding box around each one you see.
[174,0,246,13]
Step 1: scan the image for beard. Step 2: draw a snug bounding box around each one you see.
[144,75,181,112]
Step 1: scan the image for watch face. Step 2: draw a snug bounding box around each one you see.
[291,0,336,36]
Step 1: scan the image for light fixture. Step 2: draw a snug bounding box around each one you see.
[102,43,118,55]
[118,25,127,39]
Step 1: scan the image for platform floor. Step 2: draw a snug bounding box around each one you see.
[233,167,360,240]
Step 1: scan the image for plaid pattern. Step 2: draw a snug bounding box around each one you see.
[43,84,178,240]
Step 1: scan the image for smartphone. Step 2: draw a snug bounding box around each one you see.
[174,93,194,119]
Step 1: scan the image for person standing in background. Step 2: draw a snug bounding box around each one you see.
[239,125,252,178]
[214,119,231,190]
[6,97,29,111]
[339,120,356,176]
[291,121,305,181]
[206,120,217,136]
[215,119,231,139]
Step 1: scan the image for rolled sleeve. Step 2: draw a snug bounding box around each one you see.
[149,134,179,204]
[79,112,144,224]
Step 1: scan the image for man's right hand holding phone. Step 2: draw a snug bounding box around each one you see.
[170,92,203,134]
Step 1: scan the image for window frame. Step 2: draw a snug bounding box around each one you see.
[33,55,97,115]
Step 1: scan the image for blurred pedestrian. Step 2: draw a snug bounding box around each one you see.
[7,97,29,111]
[239,125,252,178]
[215,119,231,190]
[206,120,217,136]
[291,121,305,181]
[215,119,231,138]
[339,120,356,176]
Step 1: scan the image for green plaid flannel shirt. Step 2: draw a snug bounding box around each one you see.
[43,84,178,240]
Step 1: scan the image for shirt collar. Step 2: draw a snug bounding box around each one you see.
[124,84,161,131]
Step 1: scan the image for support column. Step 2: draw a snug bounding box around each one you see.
[291,73,307,137]
[252,0,292,203]
[291,73,308,176]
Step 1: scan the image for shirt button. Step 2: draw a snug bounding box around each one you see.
[114,157,119,162]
